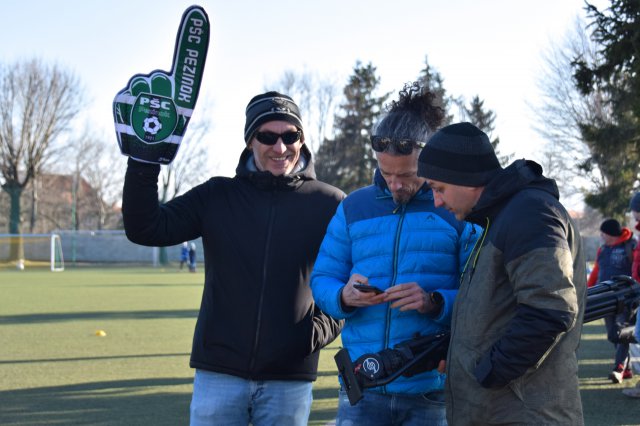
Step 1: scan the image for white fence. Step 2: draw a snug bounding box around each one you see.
[1,230,202,265]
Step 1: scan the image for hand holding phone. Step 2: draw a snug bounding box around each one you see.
[353,283,384,295]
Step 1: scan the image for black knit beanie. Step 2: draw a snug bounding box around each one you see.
[630,193,640,212]
[417,122,502,187]
[600,218,622,237]
[244,91,303,142]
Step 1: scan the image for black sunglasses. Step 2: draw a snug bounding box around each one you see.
[255,130,302,145]
[370,136,425,155]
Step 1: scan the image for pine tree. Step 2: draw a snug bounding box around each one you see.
[315,62,389,193]
[416,56,454,126]
[464,96,513,167]
[572,0,640,217]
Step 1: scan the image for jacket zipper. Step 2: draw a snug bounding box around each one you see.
[448,217,489,419]
[249,191,276,372]
[382,204,406,393]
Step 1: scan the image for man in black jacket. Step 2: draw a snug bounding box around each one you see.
[122,91,344,425]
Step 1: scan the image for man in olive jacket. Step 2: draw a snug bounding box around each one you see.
[418,122,586,425]
[122,92,344,425]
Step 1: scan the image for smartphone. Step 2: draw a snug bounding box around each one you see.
[353,283,384,294]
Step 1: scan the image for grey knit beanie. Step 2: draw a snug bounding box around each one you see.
[244,91,303,142]
[418,122,502,187]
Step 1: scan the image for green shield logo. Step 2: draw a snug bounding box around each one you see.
[131,93,178,143]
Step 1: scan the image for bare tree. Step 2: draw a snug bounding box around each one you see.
[58,129,124,231]
[531,17,609,203]
[267,70,340,154]
[83,141,125,230]
[0,59,82,260]
[159,108,213,203]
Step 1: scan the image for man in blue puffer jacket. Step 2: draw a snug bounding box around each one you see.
[311,83,479,426]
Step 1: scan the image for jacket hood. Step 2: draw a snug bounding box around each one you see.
[613,227,634,245]
[467,159,559,224]
[235,143,316,190]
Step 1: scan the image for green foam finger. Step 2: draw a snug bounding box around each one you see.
[112,5,210,165]
[150,73,172,98]
[171,7,210,110]
[130,77,150,96]
[113,100,129,126]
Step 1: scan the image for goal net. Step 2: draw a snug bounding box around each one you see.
[0,233,64,271]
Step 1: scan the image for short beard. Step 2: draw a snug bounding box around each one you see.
[392,190,413,205]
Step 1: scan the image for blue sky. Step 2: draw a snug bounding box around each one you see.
[2,0,601,182]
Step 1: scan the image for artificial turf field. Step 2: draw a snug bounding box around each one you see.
[0,267,638,425]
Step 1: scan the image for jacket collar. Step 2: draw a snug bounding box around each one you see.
[235,144,315,190]
[466,159,559,225]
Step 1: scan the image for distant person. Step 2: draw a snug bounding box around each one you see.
[179,242,189,270]
[418,122,586,425]
[120,91,344,425]
[623,193,640,398]
[188,242,197,272]
[588,218,636,383]
[628,192,640,282]
[311,83,478,426]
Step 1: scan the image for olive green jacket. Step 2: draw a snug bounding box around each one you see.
[446,160,586,426]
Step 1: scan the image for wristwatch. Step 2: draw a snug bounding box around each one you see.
[430,291,444,307]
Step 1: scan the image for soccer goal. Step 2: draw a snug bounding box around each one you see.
[0,233,64,271]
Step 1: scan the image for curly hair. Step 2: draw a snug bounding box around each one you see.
[372,81,444,145]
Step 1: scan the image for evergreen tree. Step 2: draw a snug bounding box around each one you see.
[464,96,513,167]
[416,56,454,125]
[315,62,389,193]
[572,0,640,216]
[578,105,639,219]
[576,1,640,118]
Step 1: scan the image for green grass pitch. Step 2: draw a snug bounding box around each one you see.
[0,267,638,425]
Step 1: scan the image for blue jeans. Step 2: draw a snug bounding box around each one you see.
[189,369,313,426]
[336,389,447,426]
[605,311,631,368]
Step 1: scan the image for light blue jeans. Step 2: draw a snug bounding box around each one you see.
[336,389,447,426]
[189,369,313,426]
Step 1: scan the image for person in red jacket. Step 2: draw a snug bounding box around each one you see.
[588,218,636,383]
[623,193,640,398]
[629,193,640,282]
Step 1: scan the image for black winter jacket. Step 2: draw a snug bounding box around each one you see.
[122,145,345,381]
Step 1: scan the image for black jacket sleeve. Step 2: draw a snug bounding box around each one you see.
[123,158,201,246]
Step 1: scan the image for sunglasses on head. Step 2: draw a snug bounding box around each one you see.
[255,130,302,145]
[371,136,425,155]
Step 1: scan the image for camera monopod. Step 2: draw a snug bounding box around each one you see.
[335,275,640,406]
[334,332,449,406]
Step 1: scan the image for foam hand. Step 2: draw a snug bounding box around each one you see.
[113,6,210,164]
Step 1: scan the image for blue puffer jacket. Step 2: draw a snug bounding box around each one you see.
[311,170,479,395]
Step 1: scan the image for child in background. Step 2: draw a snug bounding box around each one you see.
[588,218,636,383]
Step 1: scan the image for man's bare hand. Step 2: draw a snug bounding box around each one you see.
[341,274,387,308]
[384,283,440,314]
